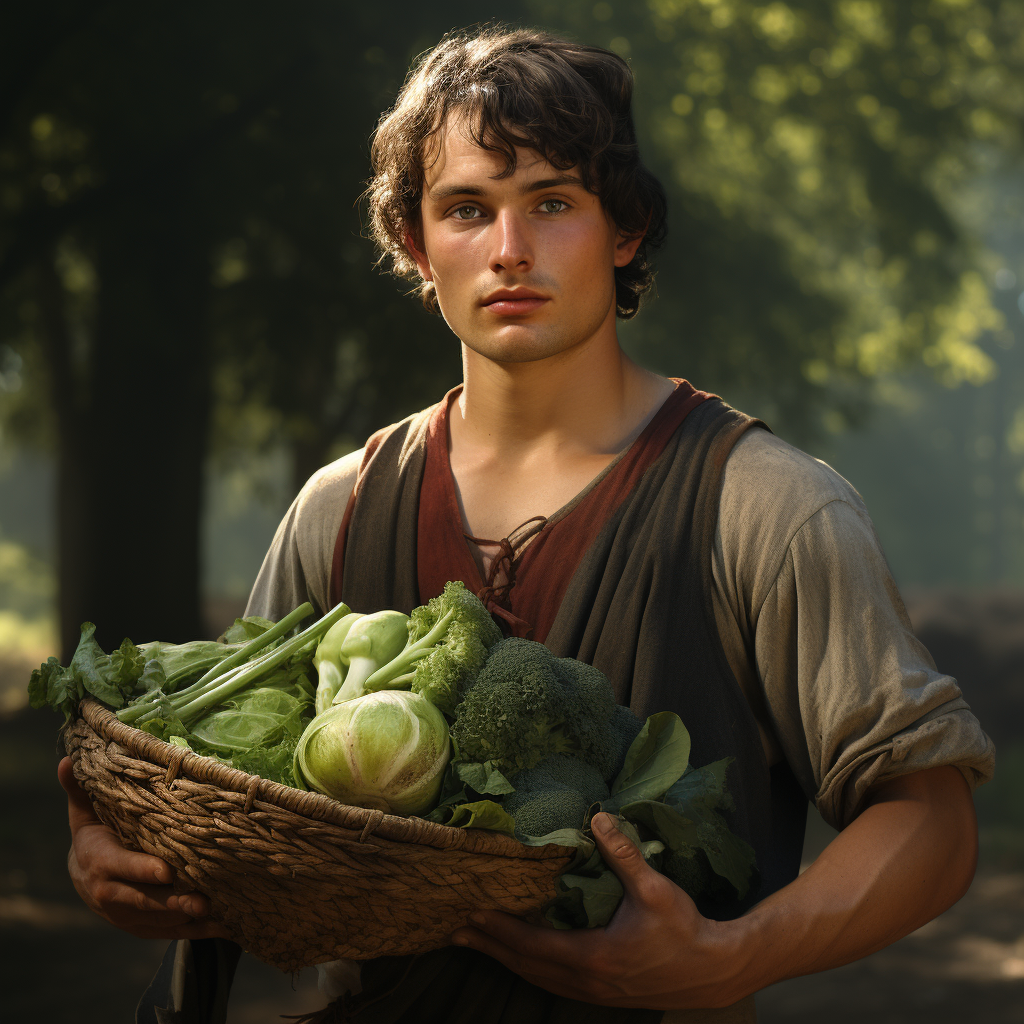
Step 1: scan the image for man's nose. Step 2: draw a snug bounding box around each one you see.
[489,209,533,273]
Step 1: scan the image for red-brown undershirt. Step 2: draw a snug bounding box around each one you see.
[332,378,710,644]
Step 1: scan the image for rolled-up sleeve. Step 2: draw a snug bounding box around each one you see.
[755,498,995,830]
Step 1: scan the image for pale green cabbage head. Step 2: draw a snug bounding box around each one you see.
[294,690,450,815]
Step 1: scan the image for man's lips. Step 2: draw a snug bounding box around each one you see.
[481,290,549,315]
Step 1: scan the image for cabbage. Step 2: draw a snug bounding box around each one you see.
[293,690,450,815]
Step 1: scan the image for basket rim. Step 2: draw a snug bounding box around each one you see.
[78,699,573,861]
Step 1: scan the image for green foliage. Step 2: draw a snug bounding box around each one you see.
[443,799,518,834]
[529,0,1024,431]
[539,730,757,928]
[230,732,302,788]
[28,623,143,719]
[603,710,692,809]
[190,686,308,755]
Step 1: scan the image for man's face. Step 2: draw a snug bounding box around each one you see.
[409,118,641,365]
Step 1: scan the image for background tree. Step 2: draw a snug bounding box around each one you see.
[0,0,1021,657]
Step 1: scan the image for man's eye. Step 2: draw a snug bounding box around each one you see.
[453,206,481,220]
[540,200,568,213]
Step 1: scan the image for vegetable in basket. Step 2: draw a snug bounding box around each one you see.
[293,689,451,814]
[312,611,364,713]
[28,602,354,786]
[331,610,411,704]
[319,581,503,716]
[429,637,760,927]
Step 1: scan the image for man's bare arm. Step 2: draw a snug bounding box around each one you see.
[730,763,977,994]
[450,764,977,1010]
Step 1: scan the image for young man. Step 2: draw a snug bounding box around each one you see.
[59,27,993,1024]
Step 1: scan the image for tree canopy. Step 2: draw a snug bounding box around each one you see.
[1,0,1021,650]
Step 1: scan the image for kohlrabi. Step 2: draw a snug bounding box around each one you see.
[313,612,364,714]
[293,690,450,815]
[331,610,410,704]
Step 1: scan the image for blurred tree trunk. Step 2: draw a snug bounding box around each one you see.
[53,192,211,655]
[35,251,90,662]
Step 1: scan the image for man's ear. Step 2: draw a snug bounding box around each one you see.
[613,229,644,268]
[404,227,433,282]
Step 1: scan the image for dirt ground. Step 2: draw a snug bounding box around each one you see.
[4,588,1023,1023]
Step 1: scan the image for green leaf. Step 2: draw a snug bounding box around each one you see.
[517,827,592,849]
[137,639,242,691]
[66,624,142,709]
[441,799,517,835]
[604,712,691,812]
[221,616,276,644]
[137,659,167,693]
[618,796,756,901]
[546,844,623,928]
[664,757,734,816]
[28,658,63,710]
[454,759,515,796]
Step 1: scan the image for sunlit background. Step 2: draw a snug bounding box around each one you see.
[2,1,1023,1020]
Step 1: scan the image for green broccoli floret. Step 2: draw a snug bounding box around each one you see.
[505,786,591,838]
[503,755,610,837]
[363,581,503,715]
[513,753,611,804]
[452,638,639,780]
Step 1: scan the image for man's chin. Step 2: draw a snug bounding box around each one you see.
[461,331,579,366]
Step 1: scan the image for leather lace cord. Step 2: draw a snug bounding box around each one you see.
[464,515,547,637]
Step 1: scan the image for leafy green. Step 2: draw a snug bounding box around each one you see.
[221,616,277,643]
[442,800,517,834]
[231,733,303,787]
[453,759,515,797]
[190,687,307,755]
[603,712,691,811]
[28,624,144,720]
[544,819,665,929]
[528,722,757,928]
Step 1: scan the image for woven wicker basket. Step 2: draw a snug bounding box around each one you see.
[65,699,574,972]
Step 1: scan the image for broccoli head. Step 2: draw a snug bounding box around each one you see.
[452,638,639,780]
[504,754,610,837]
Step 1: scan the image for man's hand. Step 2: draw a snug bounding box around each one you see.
[451,766,978,1009]
[449,812,743,1010]
[58,756,230,941]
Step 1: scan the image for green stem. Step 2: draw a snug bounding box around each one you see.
[174,602,352,727]
[118,603,316,724]
[363,607,454,692]
[191,603,314,688]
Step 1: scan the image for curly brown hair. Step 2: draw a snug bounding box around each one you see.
[366,26,667,319]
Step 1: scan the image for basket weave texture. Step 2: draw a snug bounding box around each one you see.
[65,699,574,971]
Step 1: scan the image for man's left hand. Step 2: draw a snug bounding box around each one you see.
[449,812,742,1010]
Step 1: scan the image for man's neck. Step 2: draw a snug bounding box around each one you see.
[450,332,674,464]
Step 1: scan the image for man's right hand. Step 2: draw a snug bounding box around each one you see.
[58,756,230,941]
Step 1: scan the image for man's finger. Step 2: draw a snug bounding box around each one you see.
[98,881,213,918]
[590,812,660,903]
[73,823,179,887]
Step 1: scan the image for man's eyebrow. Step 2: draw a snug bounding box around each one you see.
[426,174,585,202]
